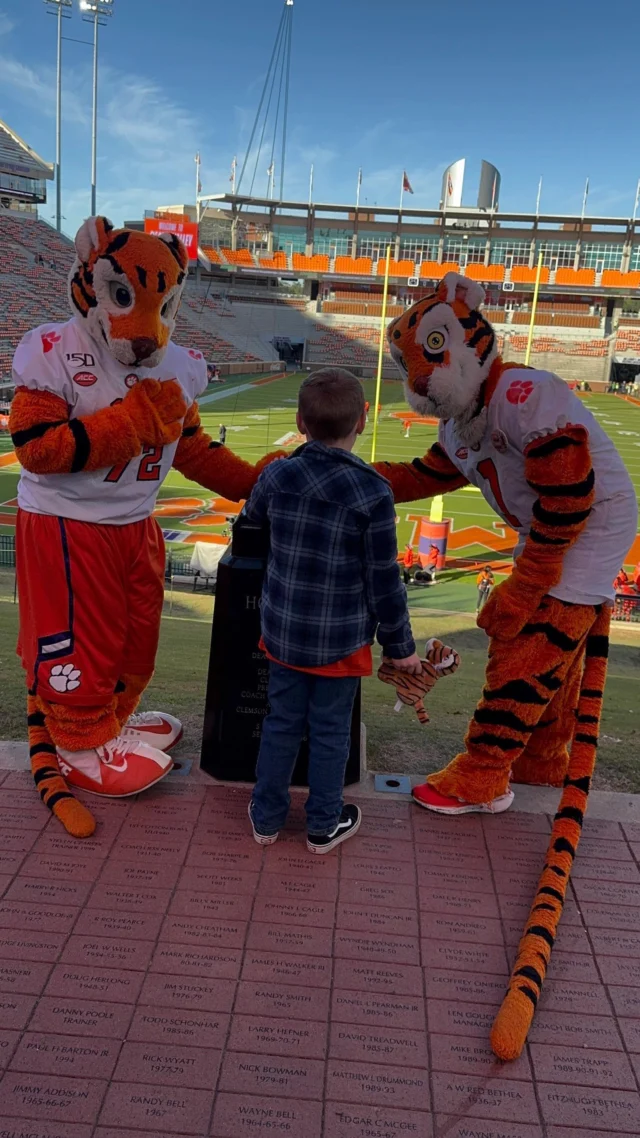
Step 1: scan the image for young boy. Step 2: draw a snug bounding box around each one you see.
[244,368,421,854]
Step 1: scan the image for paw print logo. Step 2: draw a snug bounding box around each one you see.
[41,331,61,354]
[49,664,82,693]
[506,379,534,405]
[188,349,203,360]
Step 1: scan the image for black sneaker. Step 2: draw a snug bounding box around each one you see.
[248,801,279,847]
[307,804,361,855]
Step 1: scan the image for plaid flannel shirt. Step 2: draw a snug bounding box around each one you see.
[243,441,415,669]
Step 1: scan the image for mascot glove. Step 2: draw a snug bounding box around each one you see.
[477,573,544,641]
[123,378,187,447]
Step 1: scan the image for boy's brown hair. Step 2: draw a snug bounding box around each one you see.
[298,368,365,442]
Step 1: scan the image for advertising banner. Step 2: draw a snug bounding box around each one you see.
[144,217,199,261]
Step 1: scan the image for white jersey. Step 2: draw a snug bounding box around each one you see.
[439,368,638,605]
[13,318,208,526]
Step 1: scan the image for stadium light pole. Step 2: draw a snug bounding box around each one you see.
[44,0,72,233]
[79,0,113,216]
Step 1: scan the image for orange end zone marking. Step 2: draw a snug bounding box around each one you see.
[0,452,17,468]
[390,412,438,425]
[153,497,207,517]
[0,513,16,526]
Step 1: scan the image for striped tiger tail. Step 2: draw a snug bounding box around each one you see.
[27,693,96,838]
[490,604,610,1060]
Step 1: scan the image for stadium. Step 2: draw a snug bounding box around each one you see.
[3,3,640,1126]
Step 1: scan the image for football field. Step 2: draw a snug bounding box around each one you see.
[2,373,640,577]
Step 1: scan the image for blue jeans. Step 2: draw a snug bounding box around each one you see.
[251,662,359,836]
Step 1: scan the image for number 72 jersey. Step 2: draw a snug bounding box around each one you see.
[13,318,208,526]
[438,367,637,603]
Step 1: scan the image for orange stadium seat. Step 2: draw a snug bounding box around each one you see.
[376,259,414,278]
[602,270,640,288]
[334,256,373,276]
[201,246,221,264]
[464,264,505,282]
[555,268,595,287]
[292,253,330,272]
[419,261,460,279]
[510,266,550,284]
[221,248,255,267]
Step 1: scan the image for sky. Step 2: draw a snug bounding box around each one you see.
[1,0,639,239]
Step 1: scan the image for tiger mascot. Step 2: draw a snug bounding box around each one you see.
[378,637,460,724]
[9,216,282,841]
[375,272,637,1060]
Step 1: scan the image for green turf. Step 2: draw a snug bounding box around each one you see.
[2,377,640,789]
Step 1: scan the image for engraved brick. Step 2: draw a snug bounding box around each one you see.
[160,913,246,949]
[340,858,416,886]
[60,935,155,973]
[0,1070,106,1123]
[338,878,417,910]
[538,979,610,1017]
[424,970,505,1007]
[580,902,640,932]
[329,1022,427,1066]
[334,930,420,966]
[430,1033,530,1081]
[324,1102,432,1138]
[331,989,425,1031]
[29,996,133,1039]
[246,920,333,957]
[99,1080,212,1133]
[169,889,253,922]
[10,1032,120,1079]
[112,1039,221,1089]
[333,959,421,997]
[420,886,500,920]
[235,979,330,1022]
[177,864,260,895]
[6,878,91,907]
[219,1052,325,1101]
[0,960,52,995]
[422,939,508,976]
[0,929,65,961]
[427,999,503,1040]
[212,1092,322,1138]
[44,964,143,1004]
[96,858,181,890]
[530,1042,636,1089]
[0,1030,19,1069]
[432,1070,539,1122]
[258,872,338,902]
[241,950,332,989]
[139,971,236,1013]
[421,912,504,946]
[0,900,78,934]
[538,1083,640,1133]
[325,1061,430,1111]
[336,903,418,937]
[229,1014,327,1059]
[528,1010,623,1050]
[252,895,335,928]
[127,1005,229,1048]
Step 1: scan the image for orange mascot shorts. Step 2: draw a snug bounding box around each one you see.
[16,510,165,706]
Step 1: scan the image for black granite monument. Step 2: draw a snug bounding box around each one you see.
[201,513,362,785]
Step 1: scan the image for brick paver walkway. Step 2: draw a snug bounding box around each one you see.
[0,767,640,1137]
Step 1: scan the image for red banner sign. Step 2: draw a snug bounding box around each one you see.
[144,217,199,261]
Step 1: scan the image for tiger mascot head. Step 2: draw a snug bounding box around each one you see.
[68,215,189,369]
[387,272,498,445]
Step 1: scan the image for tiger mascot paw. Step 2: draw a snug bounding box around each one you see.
[377,638,460,724]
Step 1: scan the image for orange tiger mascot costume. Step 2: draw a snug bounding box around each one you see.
[376,272,637,1059]
[10,216,281,841]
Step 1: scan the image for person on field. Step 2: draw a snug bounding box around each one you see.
[476,565,495,612]
[403,543,415,584]
[244,367,420,854]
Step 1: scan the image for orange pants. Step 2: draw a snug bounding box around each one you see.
[17,510,165,708]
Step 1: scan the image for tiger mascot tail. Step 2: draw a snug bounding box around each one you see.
[27,692,96,838]
[490,602,610,1060]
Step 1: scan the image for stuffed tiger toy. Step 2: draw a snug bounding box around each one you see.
[375,272,637,1059]
[10,216,284,840]
[378,637,460,724]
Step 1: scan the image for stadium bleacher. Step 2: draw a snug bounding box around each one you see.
[0,213,263,377]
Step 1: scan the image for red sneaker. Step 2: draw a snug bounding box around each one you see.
[57,736,174,797]
[412,783,514,815]
[121,711,183,751]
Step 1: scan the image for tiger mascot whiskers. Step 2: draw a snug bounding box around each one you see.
[376,272,636,1059]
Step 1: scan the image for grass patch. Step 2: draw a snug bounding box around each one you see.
[2,582,640,792]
